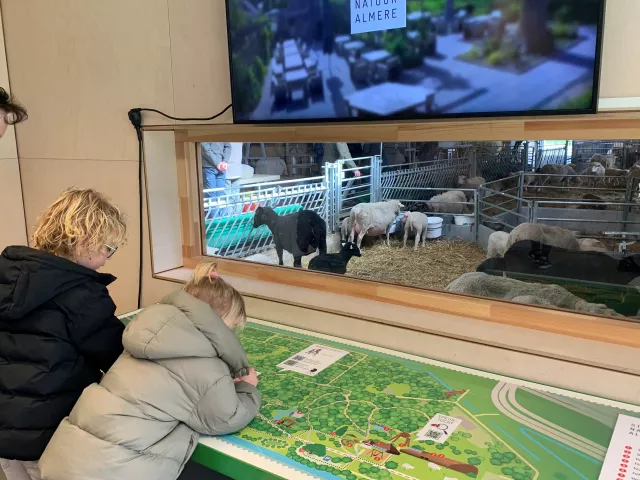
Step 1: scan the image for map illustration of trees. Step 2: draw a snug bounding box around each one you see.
[219,323,635,480]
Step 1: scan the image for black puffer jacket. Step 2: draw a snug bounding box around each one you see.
[0,246,124,461]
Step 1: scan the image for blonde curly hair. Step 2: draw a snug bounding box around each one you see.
[32,188,127,260]
[184,261,246,331]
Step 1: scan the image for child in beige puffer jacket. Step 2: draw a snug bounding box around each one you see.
[39,261,261,480]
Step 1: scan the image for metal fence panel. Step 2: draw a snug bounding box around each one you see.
[381,156,471,202]
[203,177,328,258]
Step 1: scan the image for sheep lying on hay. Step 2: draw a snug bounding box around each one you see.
[346,239,486,291]
[446,272,621,317]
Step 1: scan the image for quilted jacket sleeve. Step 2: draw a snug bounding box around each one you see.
[187,376,261,436]
[67,286,124,375]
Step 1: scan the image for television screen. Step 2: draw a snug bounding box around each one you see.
[225,0,605,123]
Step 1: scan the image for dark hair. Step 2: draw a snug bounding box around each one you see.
[0,87,27,125]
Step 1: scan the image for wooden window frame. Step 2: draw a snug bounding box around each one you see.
[143,111,640,349]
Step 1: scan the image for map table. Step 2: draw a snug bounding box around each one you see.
[116,312,640,480]
[196,320,639,480]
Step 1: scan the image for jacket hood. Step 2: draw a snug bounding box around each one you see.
[122,291,251,377]
[0,246,115,321]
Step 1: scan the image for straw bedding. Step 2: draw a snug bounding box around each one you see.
[345,238,486,290]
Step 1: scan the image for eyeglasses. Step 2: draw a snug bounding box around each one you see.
[105,244,118,259]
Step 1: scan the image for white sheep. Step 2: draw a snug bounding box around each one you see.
[583,162,605,187]
[427,462,442,471]
[446,272,621,317]
[427,190,468,214]
[402,212,429,250]
[349,200,404,249]
[590,153,616,169]
[578,238,608,252]
[341,216,352,242]
[487,231,509,258]
[537,164,581,188]
[457,175,485,200]
[506,223,580,251]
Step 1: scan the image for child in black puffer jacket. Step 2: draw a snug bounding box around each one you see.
[0,188,127,480]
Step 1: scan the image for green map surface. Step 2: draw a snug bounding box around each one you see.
[201,322,639,480]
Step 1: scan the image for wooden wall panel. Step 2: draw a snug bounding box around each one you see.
[167,0,233,124]
[2,0,175,162]
[599,0,640,100]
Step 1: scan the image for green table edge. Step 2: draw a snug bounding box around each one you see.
[191,442,285,480]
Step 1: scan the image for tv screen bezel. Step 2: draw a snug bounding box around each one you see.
[224,0,606,125]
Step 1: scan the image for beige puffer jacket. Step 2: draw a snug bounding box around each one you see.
[39,291,261,480]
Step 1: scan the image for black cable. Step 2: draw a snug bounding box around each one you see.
[127,105,232,309]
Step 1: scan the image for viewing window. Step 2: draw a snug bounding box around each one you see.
[144,136,640,322]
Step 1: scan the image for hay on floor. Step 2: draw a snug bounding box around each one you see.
[346,238,486,290]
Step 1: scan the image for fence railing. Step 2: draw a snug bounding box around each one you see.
[202,154,640,258]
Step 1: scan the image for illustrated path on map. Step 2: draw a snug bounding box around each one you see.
[118,311,640,480]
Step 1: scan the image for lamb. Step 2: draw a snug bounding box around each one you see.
[401,212,429,250]
[536,164,581,188]
[578,238,608,252]
[487,231,509,259]
[456,175,485,200]
[582,162,605,187]
[253,206,327,268]
[445,272,621,317]
[341,216,353,242]
[506,223,579,268]
[426,190,468,214]
[349,200,404,249]
[308,242,361,274]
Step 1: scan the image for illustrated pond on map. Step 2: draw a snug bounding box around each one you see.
[212,323,640,480]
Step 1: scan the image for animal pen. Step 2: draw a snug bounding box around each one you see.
[201,142,640,260]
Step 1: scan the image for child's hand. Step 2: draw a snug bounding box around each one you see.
[234,367,259,387]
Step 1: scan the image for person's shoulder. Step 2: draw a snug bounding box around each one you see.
[57,278,116,316]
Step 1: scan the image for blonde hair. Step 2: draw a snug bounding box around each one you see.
[32,188,127,259]
[184,261,246,331]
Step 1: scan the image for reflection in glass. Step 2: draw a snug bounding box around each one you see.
[200,141,640,320]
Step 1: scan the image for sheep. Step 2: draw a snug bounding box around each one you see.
[536,164,581,188]
[401,212,429,250]
[604,168,628,187]
[590,153,616,169]
[456,175,485,200]
[426,190,468,214]
[349,200,404,249]
[578,238,608,252]
[445,272,621,317]
[340,216,353,242]
[487,231,509,259]
[506,223,579,268]
[308,242,361,274]
[253,206,327,268]
[582,162,605,187]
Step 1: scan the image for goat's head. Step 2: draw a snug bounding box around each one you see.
[252,206,271,228]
